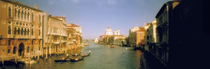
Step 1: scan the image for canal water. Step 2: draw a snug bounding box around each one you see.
[1,42,144,69]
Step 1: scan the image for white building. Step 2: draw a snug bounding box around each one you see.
[113,30,120,35]
[104,26,113,35]
[94,38,99,43]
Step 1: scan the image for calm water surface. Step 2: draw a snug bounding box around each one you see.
[1,42,143,69]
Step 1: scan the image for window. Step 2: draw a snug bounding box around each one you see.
[24,29,26,35]
[8,7,11,18]
[8,49,10,53]
[21,10,23,19]
[39,29,41,36]
[21,28,23,35]
[32,13,34,21]
[17,28,20,35]
[15,8,16,17]
[13,47,16,54]
[32,29,33,35]
[27,46,30,53]
[18,10,20,18]
[24,12,26,20]
[14,27,16,35]
[28,12,30,21]
[27,29,29,35]
[8,25,11,34]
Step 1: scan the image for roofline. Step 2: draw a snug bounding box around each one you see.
[155,1,175,18]
[1,0,43,12]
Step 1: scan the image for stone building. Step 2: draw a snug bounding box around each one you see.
[45,16,67,56]
[155,1,179,67]
[0,0,48,61]
[144,20,158,52]
[128,26,145,48]
[66,24,82,54]
[98,26,126,46]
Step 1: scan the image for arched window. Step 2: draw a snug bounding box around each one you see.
[27,46,30,53]
[14,27,16,35]
[17,28,20,35]
[21,10,23,19]
[39,29,40,36]
[28,12,30,21]
[31,29,33,35]
[18,10,20,18]
[8,25,11,34]
[32,13,34,21]
[8,7,11,18]
[8,49,10,53]
[21,28,23,35]
[13,46,16,54]
[24,11,26,20]
[15,8,16,17]
[27,29,30,35]
[24,28,26,35]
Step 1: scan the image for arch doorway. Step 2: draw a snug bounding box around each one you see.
[18,43,25,57]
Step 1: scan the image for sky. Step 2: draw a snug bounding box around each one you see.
[14,0,170,39]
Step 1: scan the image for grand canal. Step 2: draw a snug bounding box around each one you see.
[1,42,145,69]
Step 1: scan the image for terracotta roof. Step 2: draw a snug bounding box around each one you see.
[66,24,80,28]
[139,27,145,31]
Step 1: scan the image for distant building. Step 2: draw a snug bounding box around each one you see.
[136,27,145,48]
[98,26,126,46]
[128,26,145,48]
[104,26,113,35]
[94,38,98,43]
[113,30,120,35]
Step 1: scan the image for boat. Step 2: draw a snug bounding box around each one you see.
[82,50,91,57]
[70,56,84,62]
[83,42,89,46]
[18,58,36,64]
[54,57,71,62]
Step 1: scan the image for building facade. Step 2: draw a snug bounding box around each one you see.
[45,16,67,56]
[128,26,145,48]
[98,26,126,46]
[66,24,82,54]
[144,20,158,53]
[155,1,179,67]
[0,0,81,62]
[0,0,48,61]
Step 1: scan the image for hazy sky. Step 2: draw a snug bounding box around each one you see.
[14,0,169,39]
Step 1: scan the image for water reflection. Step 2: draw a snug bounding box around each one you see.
[1,42,147,69]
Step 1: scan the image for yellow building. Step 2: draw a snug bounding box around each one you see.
[136,27,145,48]
[66,24,82,54]
[0,0,48,61]
[46,16,67,55]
